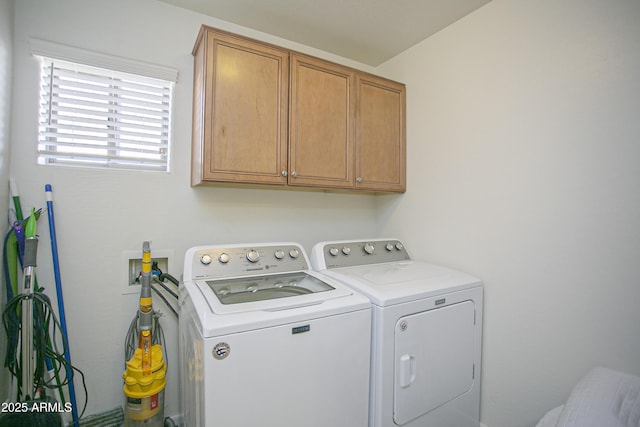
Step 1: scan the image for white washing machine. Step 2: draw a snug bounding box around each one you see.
[180,242,371,427]
[310,239,483,427]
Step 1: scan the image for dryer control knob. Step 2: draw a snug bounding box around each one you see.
[396,243,404,251]
[363,243,375,254]
[385,243,394,251]
[342,247,351,255]
[329,247,339,256]
[201,254,213,265]
[289,248,300,259]
[274,249,285,260]
[246,250,260,263]
[218,253,230,264]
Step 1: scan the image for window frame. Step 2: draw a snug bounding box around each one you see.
[31,39,178,172]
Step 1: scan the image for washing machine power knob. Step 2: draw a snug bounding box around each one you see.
[364,243,375,254]
[329,247,339,256]
[246,250,260,263]
[201,254,213,265]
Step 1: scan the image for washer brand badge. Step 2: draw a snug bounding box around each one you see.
[435,298,446,306]
[292,324,310,335]
[213,342,230,360]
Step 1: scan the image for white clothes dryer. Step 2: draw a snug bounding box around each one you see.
[311,239,483,427]
[180,242,371,427]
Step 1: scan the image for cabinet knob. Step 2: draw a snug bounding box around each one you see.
[356,177,362,183]
[281,170,288,177]
[291,171,298,178]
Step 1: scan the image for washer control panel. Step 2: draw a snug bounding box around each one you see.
[186,243,309,280]
[316,239,410,269]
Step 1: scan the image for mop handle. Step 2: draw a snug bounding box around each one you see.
[23,237,38,272]
[45,185,79,427]
[21,237,38,400]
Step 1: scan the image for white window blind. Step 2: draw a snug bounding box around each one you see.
[37,57,174,172]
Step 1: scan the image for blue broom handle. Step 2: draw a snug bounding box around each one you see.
[46,184,79,427]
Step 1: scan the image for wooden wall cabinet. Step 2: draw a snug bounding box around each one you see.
[289,53,355,190]
[355,74,406,192]
[192,26,406,193]
[191,28,288,186]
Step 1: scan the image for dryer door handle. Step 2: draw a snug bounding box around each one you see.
[399,354,416,388]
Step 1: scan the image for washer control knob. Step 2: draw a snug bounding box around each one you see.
[342,247,351,255]
[289,248,300,259]
[200,254,213,265]
[396,243,404,251]
[246,250,260,263]
[385,243,394,251]
[274,249,285,260]
[218,253,230,264]
[363,243,375,255]
[329,247,339,256]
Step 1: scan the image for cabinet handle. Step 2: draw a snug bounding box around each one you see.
[291,171,297,178]
[356,177,362,183]
[281,170,288,177]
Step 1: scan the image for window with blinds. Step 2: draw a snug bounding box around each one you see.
[37,58,173,172]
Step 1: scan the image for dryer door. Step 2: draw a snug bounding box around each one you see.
[393,300,476,425]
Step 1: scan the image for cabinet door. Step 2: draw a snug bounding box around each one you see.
[355,74,406,192]
[289,54,355,189]
[193,29,288,185]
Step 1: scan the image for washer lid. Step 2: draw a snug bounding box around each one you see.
[193,270,358,315]
[183,271,371,336]
[207,271,334,305]
[320,261,482,306]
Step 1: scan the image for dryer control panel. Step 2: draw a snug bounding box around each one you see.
[184,243,309,280]
[312,239,411,269]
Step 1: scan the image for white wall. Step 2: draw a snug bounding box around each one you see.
[10,0,640,425]
[10,0,384,418]
[376,0,640,426]
[0,0,13,403]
